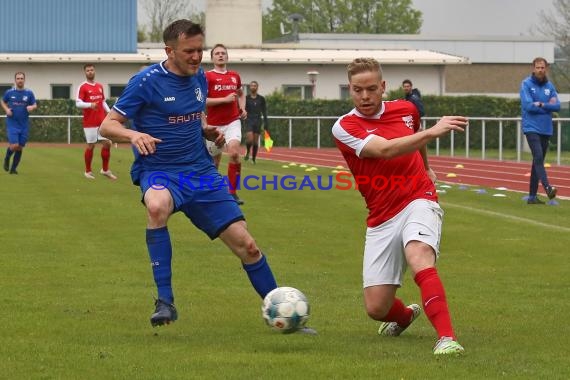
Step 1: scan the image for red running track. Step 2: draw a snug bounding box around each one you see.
[256,147,570,199]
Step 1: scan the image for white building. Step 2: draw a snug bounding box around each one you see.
[0,0,554,100]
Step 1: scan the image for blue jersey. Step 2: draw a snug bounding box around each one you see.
[520,75,560,136]
[113,61,213,178]
[2,88,36,128]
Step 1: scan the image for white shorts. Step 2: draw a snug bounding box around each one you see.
[362,199,443,288]
[83,127,109,144]
[216,119,242,144]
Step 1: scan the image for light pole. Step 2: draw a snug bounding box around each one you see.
[307,70,319,99]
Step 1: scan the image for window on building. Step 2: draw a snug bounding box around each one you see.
[282,85,313,100]
[51,84,71,99]
[0,84,13,95]
[109,84,126,98]
[340,85,350,100]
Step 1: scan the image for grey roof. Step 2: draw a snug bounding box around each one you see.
[0,47,468,65]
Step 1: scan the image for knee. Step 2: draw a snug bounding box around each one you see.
[365,303,390,321]
[229,151,240,162]
[145,198,171,225]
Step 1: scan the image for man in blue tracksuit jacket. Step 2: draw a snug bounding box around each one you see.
[520,57,560,204]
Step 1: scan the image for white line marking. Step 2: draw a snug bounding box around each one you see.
[442,202,570,232]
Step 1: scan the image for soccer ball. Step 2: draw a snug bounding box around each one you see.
[205,139,224,157]
[262,287,310,333]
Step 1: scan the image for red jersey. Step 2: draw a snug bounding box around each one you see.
[205,69,241,126]
[77,81,107,128]
[332,100,437,227]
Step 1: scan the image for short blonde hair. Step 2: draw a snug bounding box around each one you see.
[347,58,382,80]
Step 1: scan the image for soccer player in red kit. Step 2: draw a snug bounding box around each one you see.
[332,58,467,355]
[205,44,246,205]
[76,64,117,180]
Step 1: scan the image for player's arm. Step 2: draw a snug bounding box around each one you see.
[26,93,38,113]
[360,116,467,159]
[206,93,237,106]
[419,145,436,183]
[1,99,12,116]
[201,112,225,147]
[100,109,161,155]
[261,96,269,130]
[237,87,247,119]
[520,82,545,114]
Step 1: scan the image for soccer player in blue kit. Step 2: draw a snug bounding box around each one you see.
[1,72,37,174]
[100,20,288,328]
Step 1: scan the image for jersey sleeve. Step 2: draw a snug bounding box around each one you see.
[332,114,373,158]
[112,73,151,119]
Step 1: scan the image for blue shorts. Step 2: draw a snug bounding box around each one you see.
[139,169,244,239]
[7,126,29,146]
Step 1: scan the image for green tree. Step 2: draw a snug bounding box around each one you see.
[263,0,422,41]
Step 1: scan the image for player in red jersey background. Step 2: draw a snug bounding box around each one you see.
[332,57,467,355]
[76,64,116,180]
[205,44,246,205]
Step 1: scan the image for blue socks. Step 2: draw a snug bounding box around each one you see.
[146,227,174,304]
[243,254,277,299]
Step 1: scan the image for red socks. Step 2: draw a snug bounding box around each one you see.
[84,148,93,172]
[382,298,413,327]
[101,147,111,171]
[414,267,456,339]
[228,162,241,195]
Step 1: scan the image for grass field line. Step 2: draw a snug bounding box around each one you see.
[442,201,570,232]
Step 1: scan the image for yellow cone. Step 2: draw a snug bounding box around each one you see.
[446,173,457,178]
[544,163,551,168]
[455,164,464,168]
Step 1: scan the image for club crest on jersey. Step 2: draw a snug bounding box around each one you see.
[231,77,237,84]
[195,87,204,102]
[22,96,28,101]
[402,115,414,129]
[544,89,551,96]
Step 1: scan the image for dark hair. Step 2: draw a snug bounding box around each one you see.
[402,79,412,86]
[163,19,205,46]
[14,72,25,79]
[347,58,381,80]
[532,57,548,66]
[83,63,94,70]
[249,80,259,86]
[210,43,227,59]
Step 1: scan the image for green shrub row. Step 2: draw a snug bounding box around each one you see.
[1,95,569,150]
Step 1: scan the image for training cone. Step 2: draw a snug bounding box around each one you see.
[446,173,457,178]
[455,164,464,168]
[544,163,551,168]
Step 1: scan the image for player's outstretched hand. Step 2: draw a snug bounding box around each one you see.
[428,116,468,138]
[203,124,225,147]
[132,133,162,155]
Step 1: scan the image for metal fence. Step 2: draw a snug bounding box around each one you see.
[2,115,569,165]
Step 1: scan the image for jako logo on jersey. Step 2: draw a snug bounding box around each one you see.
[195,87,203,102]
[168,111,202,124]
[402,115,414,129]
[164,96,176,102]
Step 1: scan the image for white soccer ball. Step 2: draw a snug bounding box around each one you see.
[262,287,310,333]
[205,139,224,157]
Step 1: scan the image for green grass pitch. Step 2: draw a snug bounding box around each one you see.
[1,146,569,379]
